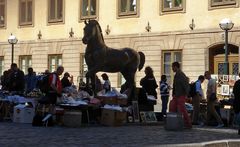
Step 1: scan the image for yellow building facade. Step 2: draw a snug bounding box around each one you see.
[0,0,239,94]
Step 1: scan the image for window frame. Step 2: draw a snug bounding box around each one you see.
[19,0,34,27]
[209,0,238,10]
[19,55,32,74]
[162,50,182,85]
[79,0,99,21]
[47,0,65,24]
[160,0,186,15]
[80,53,87,77]
[117,0,140,18]
[48,54,62,72]
[0,0,6,28]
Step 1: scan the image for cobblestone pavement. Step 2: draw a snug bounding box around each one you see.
[0,122,239,147]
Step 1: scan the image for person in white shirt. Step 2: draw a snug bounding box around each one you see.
[204,71,224,128]
[160,75,170,116]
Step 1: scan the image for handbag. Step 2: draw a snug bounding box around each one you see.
[209,93,217,101]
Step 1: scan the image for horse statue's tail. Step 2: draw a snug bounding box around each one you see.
[138,51,145,71]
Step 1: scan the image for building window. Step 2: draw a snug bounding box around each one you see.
[19,55,32,74]
[0,0,6,28]
[209,0,238,9]
[162,50,182,84]
[19,0,33,26]
[218,63,224,75]
[0,57,4,76]
[80,0,98,20]
[77,53,87,84]
[211,0,236,6]
[232,63,239,75]
[80,53,87,77]
[118,0,139,18]
[160,0,186,14]
[48,54,62,72]
[48,0,64,23]
[117,73,126,88]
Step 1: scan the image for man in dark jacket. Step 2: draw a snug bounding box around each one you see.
[233,73,240,134]
[233,74,240,114]
[170,62,192,129]
[8,63,25,92]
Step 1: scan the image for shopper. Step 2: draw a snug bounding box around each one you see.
[8,63,25,93]
[204,71,224,128]
[192,75,205,125]
[95,75,102,93]
[25,67,37,93]
[233,73,240,134]
[101,73,111,93]
[169,62,192,129]
[1,70,10,91]
[46,66,64,104]
[160,74,170,116]
[61,72,73,88]
[140,66,158,99]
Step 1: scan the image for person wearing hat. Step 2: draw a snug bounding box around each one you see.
[61,72,73,88]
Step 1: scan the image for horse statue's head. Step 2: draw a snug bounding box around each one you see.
[82,20,104,45]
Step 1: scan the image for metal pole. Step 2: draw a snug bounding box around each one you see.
[11,43,14,64]
[224,30,229,75]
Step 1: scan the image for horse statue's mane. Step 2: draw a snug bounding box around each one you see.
[82,20,145,96]
[88,20,105,44]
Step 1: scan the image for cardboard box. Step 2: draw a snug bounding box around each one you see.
[13,104,35,123]
[117,98,128,105]
[97,96,118,105]
[101,108,127,126]
[63,111,82,127]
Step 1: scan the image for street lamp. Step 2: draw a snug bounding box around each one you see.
[219,18,234,75]
[8,34,18,64]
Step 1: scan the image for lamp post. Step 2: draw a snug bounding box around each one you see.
[219,18,234,75]
[8,34,18,64]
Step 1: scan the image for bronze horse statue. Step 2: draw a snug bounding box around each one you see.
[82,20,145,95]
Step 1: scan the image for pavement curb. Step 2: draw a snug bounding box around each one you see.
[164,139,240,147]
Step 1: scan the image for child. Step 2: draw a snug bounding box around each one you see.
[160,75,170,116]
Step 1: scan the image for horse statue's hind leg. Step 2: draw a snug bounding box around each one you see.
[121,71,137,104]
[85,72,96,96]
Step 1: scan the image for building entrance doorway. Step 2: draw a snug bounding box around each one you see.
[209,44,239,75]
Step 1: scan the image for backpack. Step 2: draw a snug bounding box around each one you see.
[188,82,197,98]
[37,74,51,93]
